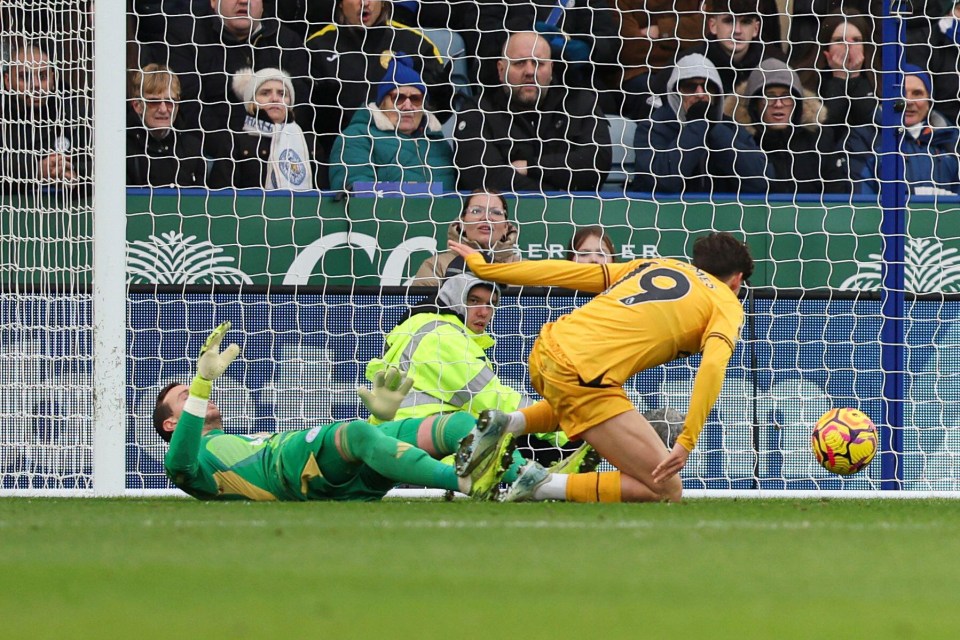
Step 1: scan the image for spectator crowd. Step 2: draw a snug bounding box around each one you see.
[3,0,960,198]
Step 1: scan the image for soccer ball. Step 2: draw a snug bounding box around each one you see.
[811,408,878,475]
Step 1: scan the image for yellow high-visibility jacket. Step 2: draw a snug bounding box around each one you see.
[366,312,530,423]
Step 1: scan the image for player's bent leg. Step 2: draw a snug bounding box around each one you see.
[333,420,460,492]
[580,409,683,503]
[422,412,475,457]
[430,412,526,483]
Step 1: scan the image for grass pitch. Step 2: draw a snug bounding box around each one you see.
[3,498,959,639]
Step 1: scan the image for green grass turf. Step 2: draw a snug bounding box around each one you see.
[3,498,960,639]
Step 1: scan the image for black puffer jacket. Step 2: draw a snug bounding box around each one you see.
[142,10,311,150]
[126,106,206,187]
[453,85,611,193]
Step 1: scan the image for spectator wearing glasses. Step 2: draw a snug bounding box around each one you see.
[141,0,311,153]
[127,64,207,187]
[328,55,456,193]
[631,52,768,195]
[411,190,521,288]
[735,58,852,194]
[306,0,454,154]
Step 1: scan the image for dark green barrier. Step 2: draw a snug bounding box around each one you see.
[5,191,960,290]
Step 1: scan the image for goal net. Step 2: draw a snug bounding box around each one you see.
[3,1,960,497]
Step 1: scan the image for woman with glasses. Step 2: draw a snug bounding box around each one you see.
[329,55,456,193]
[734,58,852,194]
[411,189,521,288]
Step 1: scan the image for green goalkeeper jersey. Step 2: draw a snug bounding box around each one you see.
[165,411,373,501]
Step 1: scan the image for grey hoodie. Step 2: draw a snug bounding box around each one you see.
[665,53,725,121]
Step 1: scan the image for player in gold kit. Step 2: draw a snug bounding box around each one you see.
[448,232,754,503]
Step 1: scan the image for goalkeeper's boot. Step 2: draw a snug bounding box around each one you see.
[547,442,602,475]
[456,409,511,477]
[457,410,515,500]
[500,461,549,503]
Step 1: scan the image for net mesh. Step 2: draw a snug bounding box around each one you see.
[1,2,94,490]
[3,1,960,493]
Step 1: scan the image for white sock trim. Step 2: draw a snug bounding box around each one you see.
[506,411,526,435]
[533,474,568,501]
[184,395,208,418]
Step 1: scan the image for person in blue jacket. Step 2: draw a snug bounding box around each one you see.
[856,63,960,196]
[329,53,456,193]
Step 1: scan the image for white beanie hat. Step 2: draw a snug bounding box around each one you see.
[232,67,295,109]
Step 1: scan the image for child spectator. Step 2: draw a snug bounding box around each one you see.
[567,225,616,264]
[209,67,320,190]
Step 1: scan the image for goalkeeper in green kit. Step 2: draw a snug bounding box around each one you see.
[154,322,515,501]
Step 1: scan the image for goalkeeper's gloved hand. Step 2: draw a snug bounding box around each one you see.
[190,321,241,400]
[357,367,414,422]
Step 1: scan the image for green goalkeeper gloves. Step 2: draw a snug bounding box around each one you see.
[189,321,241,400]
[357,367,414,422]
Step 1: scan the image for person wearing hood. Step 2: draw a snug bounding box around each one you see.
[141,0,311,152]
[127,64,206,187]
[305,0,454,154]
[630,52,769,195]
[857,63,960,195]
[411,190,522,288]
[367,273,598,470]
[734,58,852,194]
[367,274,525,422]
[209,66,322,190]
[328,55,456,193]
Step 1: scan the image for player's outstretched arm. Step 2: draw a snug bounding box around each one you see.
[166,322,241,484]
[447,241,609,293]
[357,366,414,422]
[653,338,732,483]
[190,321,241,401]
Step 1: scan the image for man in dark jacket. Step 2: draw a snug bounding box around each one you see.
[453,31,611,193]
[127,64,206,187]
[141,0,310,152]
[735,59,852,195]
[631,52,768,195]
[1,40,89,193]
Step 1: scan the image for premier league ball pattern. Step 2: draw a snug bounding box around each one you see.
[811,408,878,475]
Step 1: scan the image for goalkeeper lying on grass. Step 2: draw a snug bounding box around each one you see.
[153,322,516,502]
